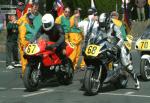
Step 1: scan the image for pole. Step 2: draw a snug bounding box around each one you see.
[91,0,96,8]
[10,0,12,5]
[116,0,118,12]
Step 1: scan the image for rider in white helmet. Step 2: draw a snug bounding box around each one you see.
[40,13,68,69]
[98,13,140,89]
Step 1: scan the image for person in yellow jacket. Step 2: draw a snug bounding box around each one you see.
[110,11,128,39]
[55,7,71,41]
[17,2,42,76]
[69,8,85,70]
[17,13,29,75]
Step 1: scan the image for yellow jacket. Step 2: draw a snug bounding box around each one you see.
[17,13,29,46]
[55,14,70,33]
[112,18,122,27]
[55,14,64,24]
[148,0,150,5]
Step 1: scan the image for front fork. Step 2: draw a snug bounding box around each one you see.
[36,62,41,79]
[96,65,102,82]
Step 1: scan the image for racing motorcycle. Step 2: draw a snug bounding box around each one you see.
[83,33,132,95]
[23,35,74,91]
[135,29,150,80]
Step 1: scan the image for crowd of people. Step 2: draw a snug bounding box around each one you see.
[1,0,147,90]
[122,0,150,22]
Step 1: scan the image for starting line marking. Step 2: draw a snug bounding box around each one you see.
[124,92,134,95]
[11,88,25,90]
[0,87,6,90]
[22,89,54,97]
[0,60,5,63]
[100,92,150,98]
[1,87,150,98]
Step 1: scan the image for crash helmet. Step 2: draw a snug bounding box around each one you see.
[99,13,110,30]
[42,13,54,31]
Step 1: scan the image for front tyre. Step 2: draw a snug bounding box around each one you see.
[23,64,39,91]
[140,59,150,80]
[84,68,101,95]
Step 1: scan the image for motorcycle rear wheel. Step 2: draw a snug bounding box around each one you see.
[23,64,39,91]
[114,75,128,89]
[140,59,150,80]
[57,59,74,85]
[84,68,101,95]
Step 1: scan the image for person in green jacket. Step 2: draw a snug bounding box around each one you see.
[25,2,42,42]
[25,12,41,42]
[6,15,20,69]
[55,7,71,41]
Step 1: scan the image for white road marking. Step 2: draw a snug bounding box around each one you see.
[40,88,50,91]
[124,92,134,95]
[2,70,11,72]
[11,88,25,90]
[0,87,6,90]
[0,60,5,63]
[22,89,54,97]
[100,92,150,98]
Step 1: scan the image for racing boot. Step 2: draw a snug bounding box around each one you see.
[61,56,70,72]
[104,70,114,83]
[127,65,140,90]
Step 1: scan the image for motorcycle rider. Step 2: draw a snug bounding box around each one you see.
[98,13,140,89]
[40,13,69,71]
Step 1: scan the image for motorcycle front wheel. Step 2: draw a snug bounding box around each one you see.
[23,64,39,91]
[84,68,101,95]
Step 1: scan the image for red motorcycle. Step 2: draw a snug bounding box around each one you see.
[23,35,74,91]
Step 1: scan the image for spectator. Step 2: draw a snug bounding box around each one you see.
[78,8,99,38]
[110,11,127,40]
[0,14,6,32]
[69,8,85,70]
[55,7,71,41]
[135,0,146,21]
[6,15,20,69]
[121,0,131,21]
[17,2,42,75]
[130,0,137,21]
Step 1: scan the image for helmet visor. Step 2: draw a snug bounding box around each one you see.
[43,22,52,28]
[99,22,107,28]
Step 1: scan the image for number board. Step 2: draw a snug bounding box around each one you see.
[137,40,150,50]
[25,44,40,55]
[85,45,101,57]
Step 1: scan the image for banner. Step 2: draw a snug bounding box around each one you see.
[123,0,131,32]
[16,0,33,18]
[23,0,32,14]
[56,0,64,16]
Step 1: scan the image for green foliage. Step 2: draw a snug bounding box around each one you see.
[63,0,122,17]
[0,0,122,17]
